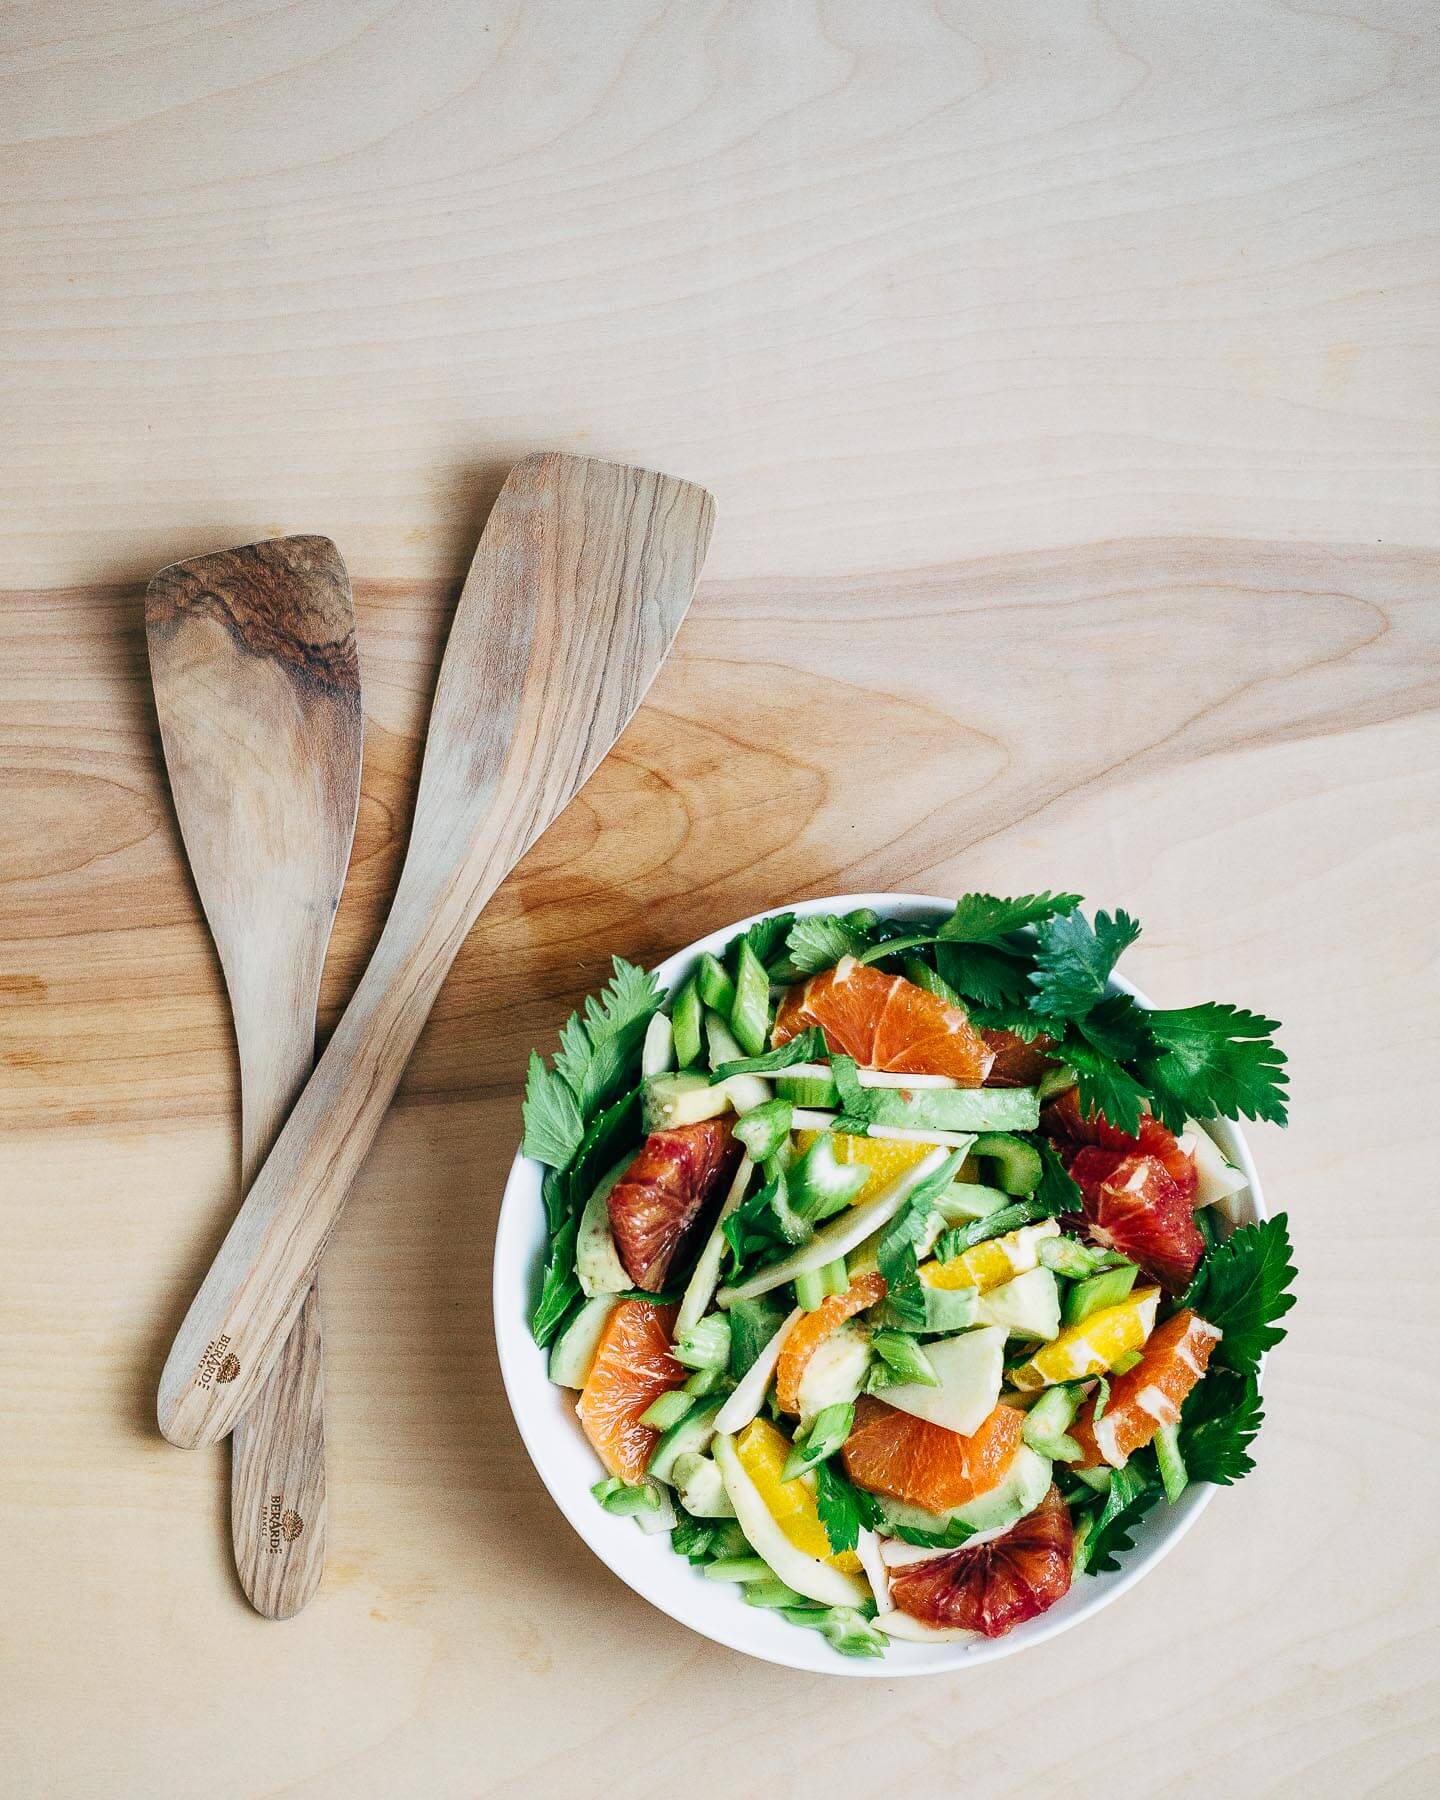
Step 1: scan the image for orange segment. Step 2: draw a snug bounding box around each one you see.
[922,1220,1059,1292]
[794,1129,939,1205]
[577,1300,683,1482]
[1072,1308,1222,1468]
[734,1417,862,1574]
[775,1270,887,1413]
[772,959,992,1084]
[841,1396,1024,1512]
[1008,1287,1160,1391]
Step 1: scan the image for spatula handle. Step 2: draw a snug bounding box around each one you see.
[158,860,484,1447]
[228,1002,329,1619]
[229,1281,326,1616]
[157,453,715,1450]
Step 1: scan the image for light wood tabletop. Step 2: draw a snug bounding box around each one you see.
[3,4,1436,1796]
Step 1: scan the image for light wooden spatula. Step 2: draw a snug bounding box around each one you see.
[158,453,714,1448]
[147,536,362,1613]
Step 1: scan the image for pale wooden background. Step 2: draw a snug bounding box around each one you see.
[3,4,1438,1797]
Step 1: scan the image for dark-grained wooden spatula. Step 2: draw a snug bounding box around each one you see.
[158,453,714,1449]
[147,536,362,1613]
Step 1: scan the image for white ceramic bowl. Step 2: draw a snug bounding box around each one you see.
[494,893,1266,1676]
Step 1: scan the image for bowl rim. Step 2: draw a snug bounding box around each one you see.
[493,892,1267,1676]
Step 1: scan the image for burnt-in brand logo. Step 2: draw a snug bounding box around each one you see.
[196,1334,234,1389]
[266,1495,305,1553]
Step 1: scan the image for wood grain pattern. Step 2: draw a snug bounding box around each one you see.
[158,455,713,1448]
[147,536,363,1616]
[6,538,1437,1800]
[4,3,1438,1794]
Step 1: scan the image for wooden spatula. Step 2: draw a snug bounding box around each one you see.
[157,453,714,1448]
[147,536,362,1613]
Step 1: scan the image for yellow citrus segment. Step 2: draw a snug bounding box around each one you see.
[794,1129,938,1204]
[1008,1288,1161,1391]
[734,1417,862,1574]
[921,1219,1061,1292]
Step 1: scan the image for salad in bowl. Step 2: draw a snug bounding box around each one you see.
[498,892,1294,1668]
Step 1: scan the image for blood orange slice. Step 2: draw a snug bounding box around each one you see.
[887,1484,1074,1637]
[982,1028,1057,1089]
[773,959,992,1084]
[607,1118,741,1290]
[1069,1148,1205,1292]
[842,1396,1024,1511]
[1072,1308,1222,1468]
[775,1270,887,1414]
[1045,1090,1197,1200]
[577,1299,683,1482]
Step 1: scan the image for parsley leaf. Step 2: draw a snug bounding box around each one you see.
[937,890,1083,945]
[814,1459,877,1555]
[786,914,877,975]
[1140,1003,1289,1130]
[1181,1213,1296,1373]
[552,957,663,1119]
[1083,1463,1161,1573]
[1029,908,1142,1021]
[1180,1367,1265,1485]
[521,1051,584,1170]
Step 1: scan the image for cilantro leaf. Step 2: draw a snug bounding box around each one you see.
[937,890,1083,945]
[1083,1463,1161,1573]
[1181,1213,1296,1373]
[541,1165,567,1233]
[672,1510,748,1565]
[1179,1367,1264,1485]
[1077,992,1152,1062]
[1140,1003,1288,1130]
[967,1002,1048,1042]
[1065,1039,1147,1137]
[814,1459,877,1555]
[563,1085,641,1211]
[713,1027,827,1078]
[721,1169,811,1280]
[887,1515,976,1550]
[731,911,795,972]
[530,1213,582,1345]
[552,957,663,1119]
[864,892,1082,971]
[727,1295,788,1379]
[521,1051,584,1170]
[876,1148,968,1328]
[1032,1138,1082,1217]
[786,914,876,975]
[934,942,1034,1009]
[932,1198,1047,1264]
[1029,909,1142,1021]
